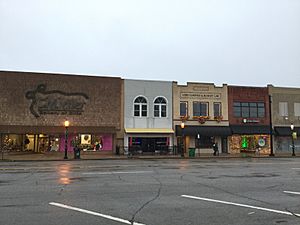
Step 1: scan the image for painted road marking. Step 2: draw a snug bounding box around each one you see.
[181,195,300,217]
[284,191,300,195]
[291,168,300,170]
[82,171,153,175]
[49,202,145,225]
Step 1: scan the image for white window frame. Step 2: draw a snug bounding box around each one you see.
[279,102,288,117]
[180,101,188,117]
[294,103,300,116]
[133,96,148,117]
[213,102,222,117]
[153,96,168,118]
[193,101,209,117]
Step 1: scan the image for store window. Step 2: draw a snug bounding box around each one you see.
[279,102,288,117]
[241,135,269,151]
[193,102,208,117]
[234,102,265,118]
[241,103,250,117]
[134,96,148,117]
[195,136,213,148]
[257,103,265,117]
[79,134,111,151]
[294,103,300,116]
[154,97,167,117]
[233,102,241,117]
[214,102,222,117]
[180,102,188,117]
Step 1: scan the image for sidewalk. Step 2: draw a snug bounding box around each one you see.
[0,151,297,161]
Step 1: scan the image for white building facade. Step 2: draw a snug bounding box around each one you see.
[124,79,174,154]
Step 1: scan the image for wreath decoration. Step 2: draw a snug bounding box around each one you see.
[197,116,209,124]
[198,117,205,124]
[180,115,189,121]
[214,115,223,123]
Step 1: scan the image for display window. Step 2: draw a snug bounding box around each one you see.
[79,134,112,151]
[230,134,270,153]
[195,136,214,148]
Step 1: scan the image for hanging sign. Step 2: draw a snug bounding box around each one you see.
[292,132,297,140]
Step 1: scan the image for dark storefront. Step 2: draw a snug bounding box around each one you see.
[274,126,300,154]
[175,125,231,153]
[125,128,174,154]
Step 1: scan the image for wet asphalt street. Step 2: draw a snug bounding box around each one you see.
[0,158,300,225]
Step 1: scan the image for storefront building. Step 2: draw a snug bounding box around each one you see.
[0,71,123,156]
[124,79,173,154]
[268,85,300,155]
[173,82,230,156]
[228,86,271,154]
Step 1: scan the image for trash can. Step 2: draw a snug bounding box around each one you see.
[188,148,195,157]
[116,145,120,155]
[74,147,80,159]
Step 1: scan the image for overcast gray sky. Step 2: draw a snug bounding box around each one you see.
[1,0,300,86]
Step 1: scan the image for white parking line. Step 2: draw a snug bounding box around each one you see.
[82,171,153,175]
[181,195,300,217]
[291,168,300,170]
[283,191,300,195]
[49,202,145,225]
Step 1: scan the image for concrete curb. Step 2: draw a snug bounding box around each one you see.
[1,154,298,162]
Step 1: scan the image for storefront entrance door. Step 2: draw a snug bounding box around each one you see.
[141,138,156,153]
[221,137,228,153]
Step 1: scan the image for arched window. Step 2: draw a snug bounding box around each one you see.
[154,97,167,117]
[134,96,147,117]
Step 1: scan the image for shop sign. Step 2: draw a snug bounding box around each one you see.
[180,92,221,99]
[26,84,89,118]
[242,118,260,123]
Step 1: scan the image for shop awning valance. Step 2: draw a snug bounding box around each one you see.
[274,126,300,136]
[0,125,118,134]
[175,125,232,136]
[125,128,174,134]
[231,125,270,135]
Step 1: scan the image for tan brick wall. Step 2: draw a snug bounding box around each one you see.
[268,85,300,127]
[0,71,122,130]
[173,82,229,127]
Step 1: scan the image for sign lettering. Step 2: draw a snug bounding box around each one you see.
[26,84,89,118]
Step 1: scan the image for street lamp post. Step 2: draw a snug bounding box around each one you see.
[291,123,296,156]
[269,95,275,156]
[181,122,185,157]
[64,120,69,159]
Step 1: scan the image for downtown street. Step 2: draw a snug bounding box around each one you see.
[0,158,300,225]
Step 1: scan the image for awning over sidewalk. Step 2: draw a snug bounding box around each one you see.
[175,125,231,136]
[0,125,118,134]
[125,128,174,134]
[231,125,270,135]
[274,126,300,136]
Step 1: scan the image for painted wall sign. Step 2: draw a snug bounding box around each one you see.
[180,92,221,99]
[192,86,209,91]
[26,84,89,118]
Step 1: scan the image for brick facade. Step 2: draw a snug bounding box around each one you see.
[0,71,122,134]
[228,86,270,125]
